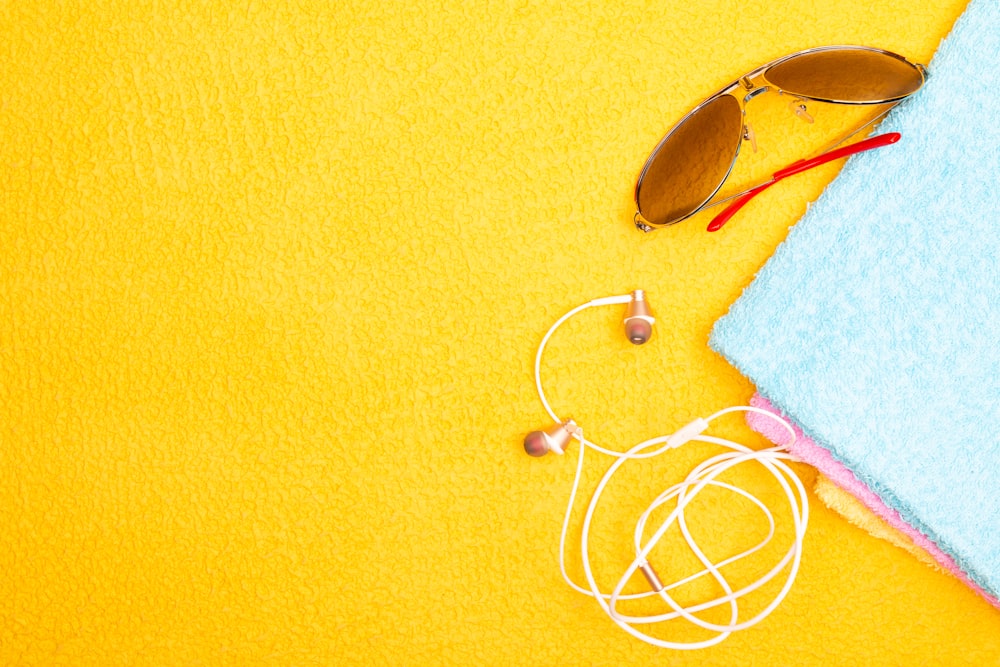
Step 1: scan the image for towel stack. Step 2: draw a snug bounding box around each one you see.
[710,0,1000,606]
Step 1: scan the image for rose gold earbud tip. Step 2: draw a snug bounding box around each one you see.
[523,431,550,457]
[625,319,652,345]
[624,290,653,344]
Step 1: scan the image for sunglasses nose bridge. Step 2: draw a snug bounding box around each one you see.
[736,73,771,134]
[739,69,772,103]
[742,85,770,104]
[736,76,771,154]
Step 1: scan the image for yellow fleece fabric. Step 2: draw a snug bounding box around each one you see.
[813,475,942,571]
[2,1,998,665]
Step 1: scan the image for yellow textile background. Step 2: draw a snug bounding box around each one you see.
[3,1,998,664]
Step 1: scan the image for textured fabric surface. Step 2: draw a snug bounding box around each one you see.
[813,475,940,569]
[747,394,1000,608]
[3,1,999,665]
[712,0,1000,601]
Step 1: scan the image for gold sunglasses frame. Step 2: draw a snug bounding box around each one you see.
[633,45,927,232]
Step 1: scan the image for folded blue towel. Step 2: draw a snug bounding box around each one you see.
[710,0,1000,598]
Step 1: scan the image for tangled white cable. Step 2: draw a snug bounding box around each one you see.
[525,293,809,650]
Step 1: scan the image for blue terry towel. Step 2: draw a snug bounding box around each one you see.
[710,0,1000,599]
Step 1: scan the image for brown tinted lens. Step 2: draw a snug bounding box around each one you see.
[636,94,742,226]
[766,48,923,103]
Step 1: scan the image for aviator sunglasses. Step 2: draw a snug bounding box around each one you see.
[633,45,927,232]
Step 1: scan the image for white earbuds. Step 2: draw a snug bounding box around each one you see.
[524,291,809,650]
[524,289,651,456]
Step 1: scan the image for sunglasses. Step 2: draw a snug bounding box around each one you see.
[632,45,926,233]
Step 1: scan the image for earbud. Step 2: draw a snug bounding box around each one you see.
[623,290,655,345]
[523,419,578,457]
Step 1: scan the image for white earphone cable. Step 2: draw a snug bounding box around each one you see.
[536,295,809,650]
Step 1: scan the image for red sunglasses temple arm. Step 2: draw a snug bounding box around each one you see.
[706,132,902,232]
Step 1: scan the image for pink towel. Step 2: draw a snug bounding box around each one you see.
[747,393,1000,610]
